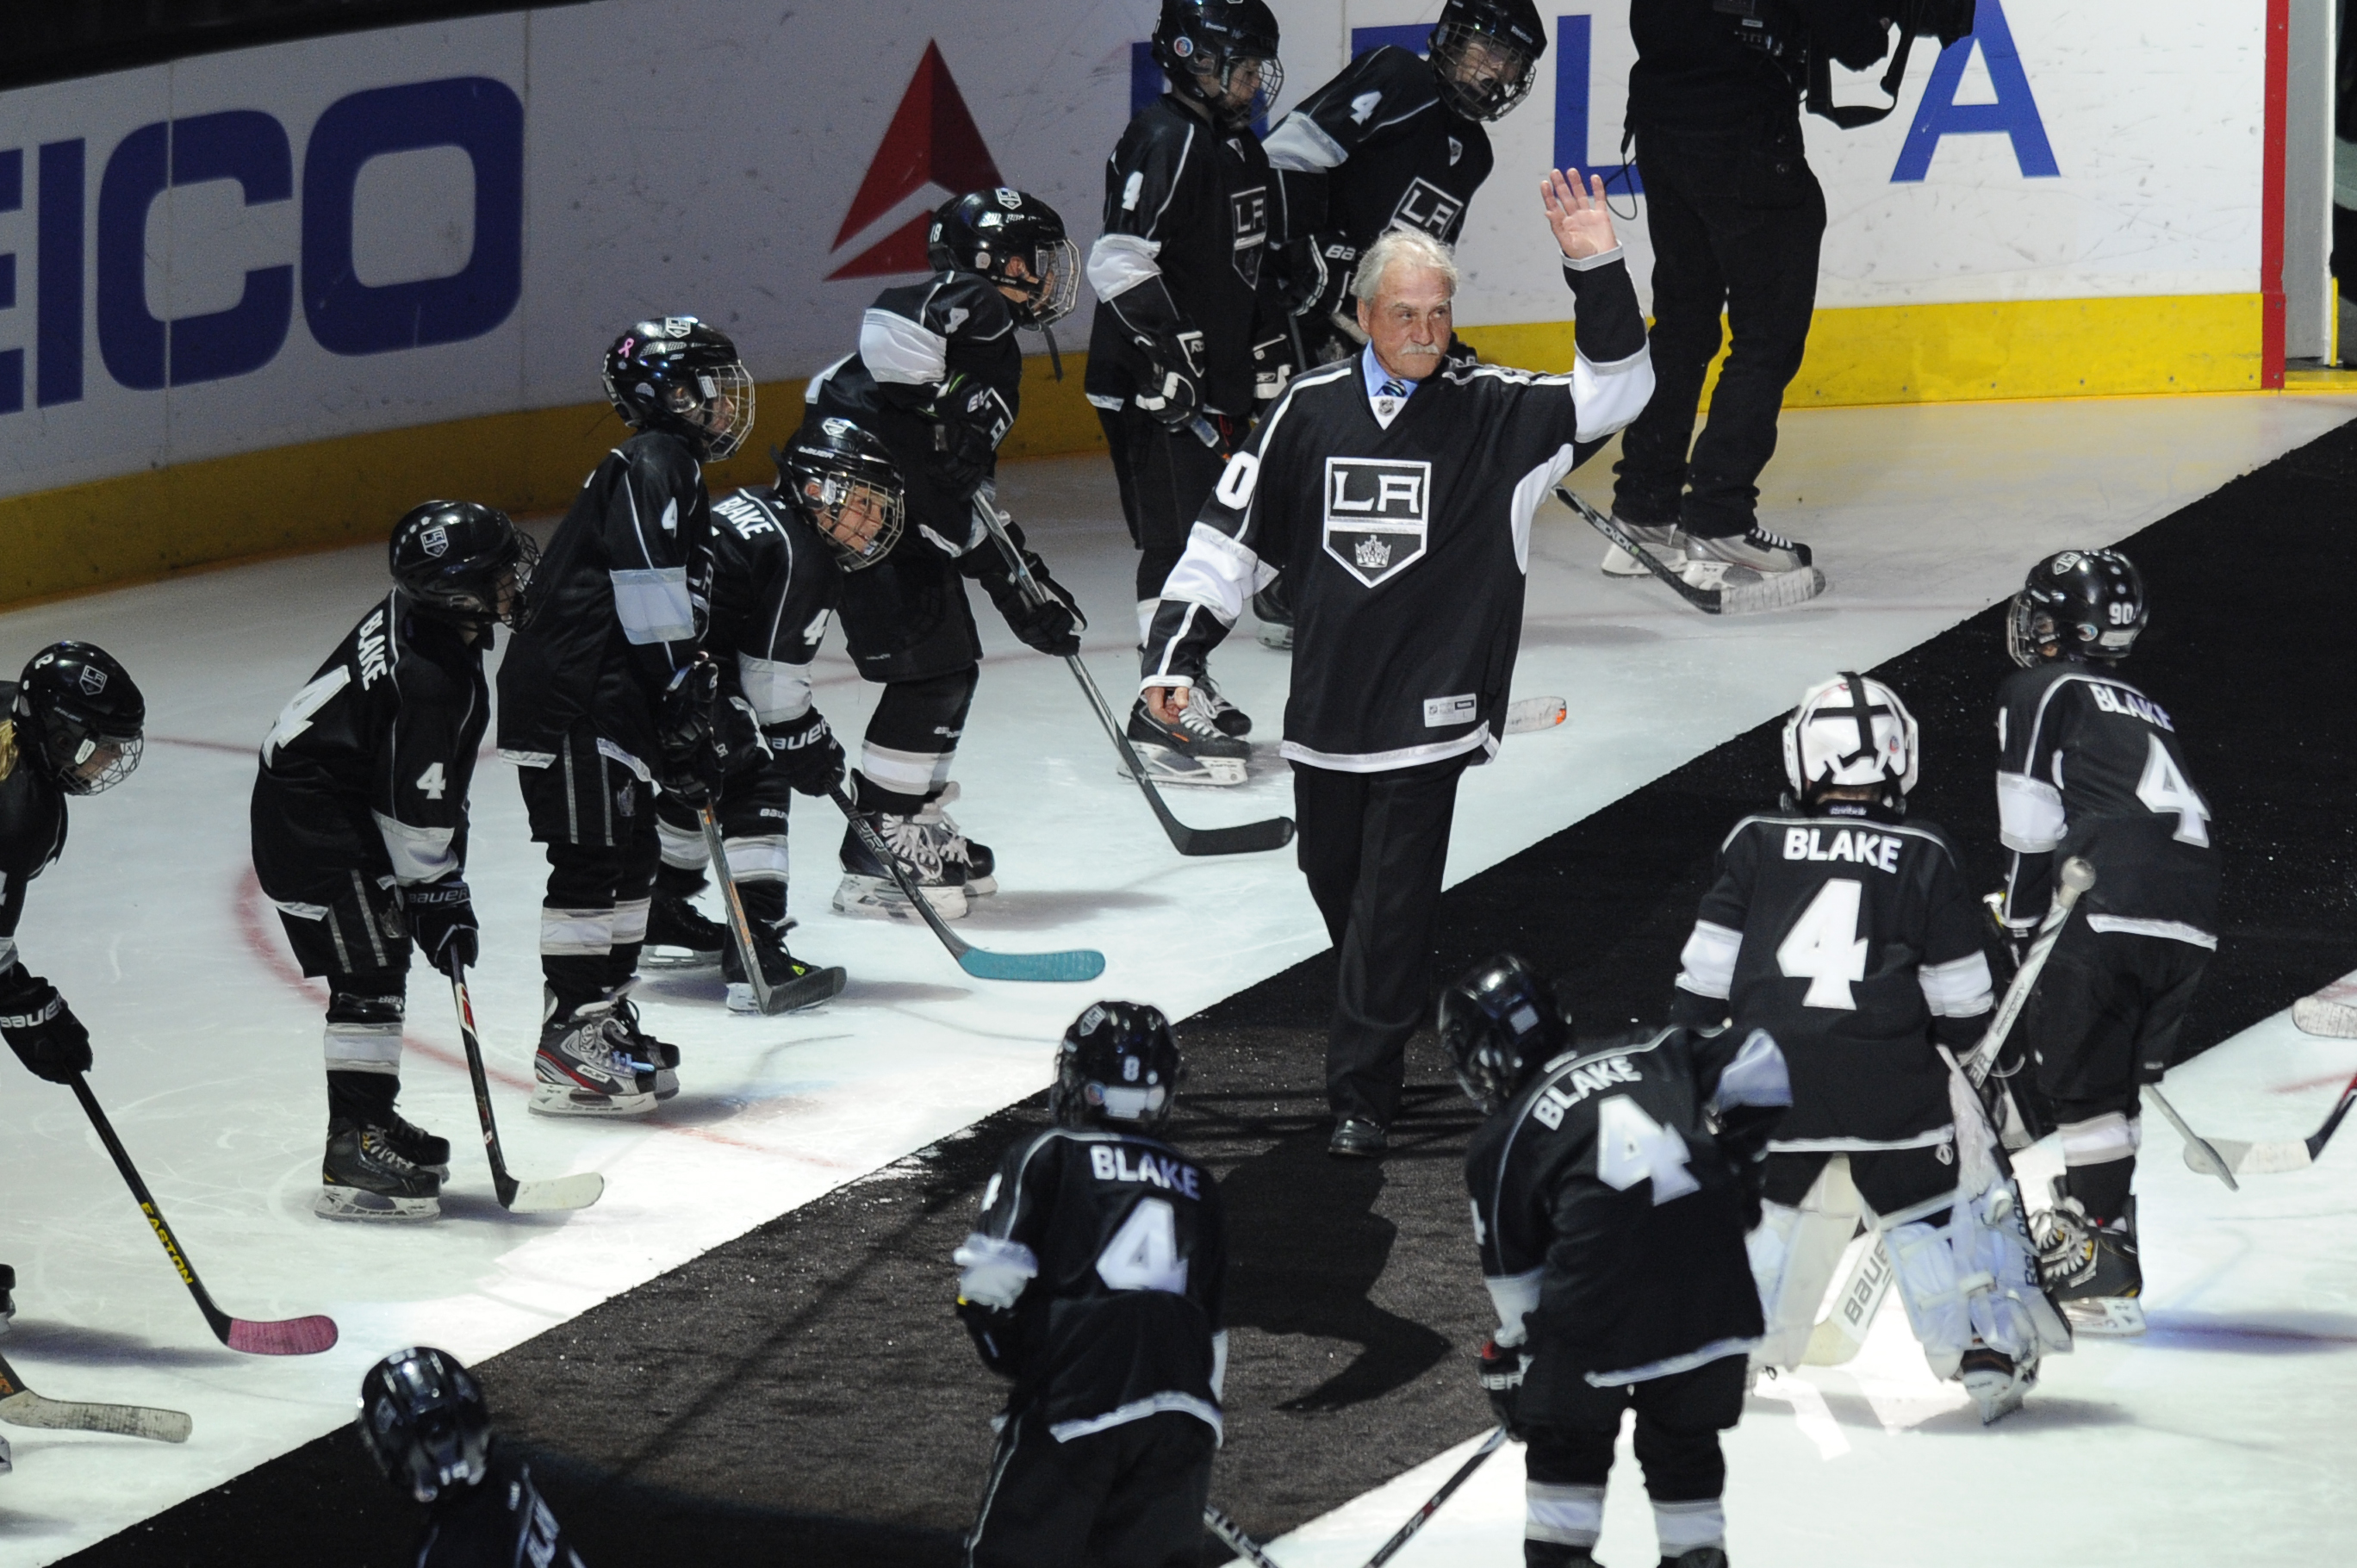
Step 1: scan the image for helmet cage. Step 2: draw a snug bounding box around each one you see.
[602,319,756,461]
[667,362,756,461]
[1430,20,1539,121]
[1015,236,1084,327]
[16,643,146,797]
[1159,5,1284,129]
[404,526,540,631]
[806,470,906,571]
[33,708,142,796]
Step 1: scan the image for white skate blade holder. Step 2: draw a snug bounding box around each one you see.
[314,1186,440,1223]
[1117,743,1249,789]
[1962,1360,2033,1425]
[2063,1297,2147,1337]
[1559,485,1826,614]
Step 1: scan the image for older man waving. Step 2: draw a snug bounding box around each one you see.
[1141,171,1653,1156]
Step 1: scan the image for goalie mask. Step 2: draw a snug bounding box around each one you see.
[930,190,1081,329]
[778,417,906,572]
[1782,672,1919,812]
[1052,1001,1181,1129]
[1440,953,1567,1111]
[13,641,144,797]
[357,1347,491,1504]
[1154,0,1284,130]
[2006,548,2146,668]
[1430,0,1547,121]
[389,501,538,631]
[602,315,756,461]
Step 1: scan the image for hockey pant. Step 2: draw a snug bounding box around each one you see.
[2026,923,2209,1223]
[265,865,417,1131]
[1521,1353,1745,1568]
[964,1408,1213,1568]
[1097,402,1232,637]
[518,730,659,1017]
[655,762,795,927]
[849,666,978,818]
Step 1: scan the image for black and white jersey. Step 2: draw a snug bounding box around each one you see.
[0,688,68,982]
[1466,1028,1764,1384]
[251,594,486,905]
[496,431,709,775]
[1138,257,1651,771]
[966,1126,1228,1442]
[1994,661,2221,946]
[704,486,839,731]
[1672,808,1993,1148]
[807,270,1020,539]
[413,1446,588,1568]
[1263,47,1494,256]
[1084,95,1278,417]
[1627,0,1889,131]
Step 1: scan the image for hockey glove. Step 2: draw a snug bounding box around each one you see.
[1131,330,1205,432]
[1299,234,1359,321]
[1477,1339,1527,1439]
[982,553,1085,658]
[956,1298,1024,1378]
[1713,1104,1782,1233]
[712,694,772,781]
[767,709,845,798]
[928,400,1003,500]
[403,877,480,979]
[0,974,90,1084]
[656,656,724,803]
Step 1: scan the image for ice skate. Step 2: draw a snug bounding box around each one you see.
[531,1001,658,1117]
[382,1112,451,1180]
[1123,694,1250,787]
[644,888,727,968]
[1958,1343,2035,1424]
[835,807,969,921]
[917,783,994,896]
[1600,512,1685,576]
[724,924,848,1014]
[2034,1193,2145,1336]
[607,992,681,1100]
[315,1124,442,1222]
[1194,669,1252,738]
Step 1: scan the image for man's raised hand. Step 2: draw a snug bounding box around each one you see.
[1541,168,1617,262]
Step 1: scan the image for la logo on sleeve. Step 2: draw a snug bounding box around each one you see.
[1323,458,1430,587]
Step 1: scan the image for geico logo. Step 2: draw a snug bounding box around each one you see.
[0,76,523,415]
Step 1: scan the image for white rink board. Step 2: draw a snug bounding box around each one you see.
[0,1,2267,498]
[0,392,2349,1563]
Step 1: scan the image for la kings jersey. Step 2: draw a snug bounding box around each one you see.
[1139,255,1651,770]
[252,595,486,903]
[704,486,838,731]
[1085,95,1277,416]
[413,1446,587,1568]
[0,691,68,980]
[1995,661,2221,944]
[1467,1028,1763,1384]
[1673,808,1993,1147]
[1264,46,1495,254]
[970,1126,1228,1442]
[497,430,709,775]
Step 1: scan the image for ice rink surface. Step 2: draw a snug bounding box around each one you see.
[1,392,2352,1563]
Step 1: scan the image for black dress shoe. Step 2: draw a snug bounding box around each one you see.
[1328,1117,1389,1158]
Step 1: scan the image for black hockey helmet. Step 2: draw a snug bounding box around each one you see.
[356,1347,490,1503]
[1052,1001,1182,1129]
[1431,0,1548,121]
[929,190,1082,329]
[1440,953,1566,1111]
[1154,0,1283,129]
[777,416,907,572]
[12,642,143,796]
[602,315,756,461]
[2006,548,2146,667]
[389,501,538,631]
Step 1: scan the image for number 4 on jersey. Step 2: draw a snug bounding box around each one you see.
[2136,734,2210,847]
[1777,878,1868,1009]
[415,762,447,801]
[1097,1197,1188,1294]
[1595,1096,1701,1204]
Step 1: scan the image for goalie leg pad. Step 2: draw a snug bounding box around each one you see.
[1883,1218,1987,1380]
[1959,1180,2074,1357]
[1749,1155,1859,1370]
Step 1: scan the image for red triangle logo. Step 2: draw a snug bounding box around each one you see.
[827,40,1004,279]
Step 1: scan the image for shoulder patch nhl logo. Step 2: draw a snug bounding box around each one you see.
[420,525,451,558]
[1324,457,1431,588]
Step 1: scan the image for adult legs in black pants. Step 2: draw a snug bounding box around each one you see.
[1291,757,1467,1152]
[1611,115,1825,557]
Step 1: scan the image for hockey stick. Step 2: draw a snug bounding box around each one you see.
[1960,857,2097,1089]
[1186,414,1232,460]
[830,786,1104,982]
[1364,1425,1511,1568]
[450,974,603,1213]
[67,1074,338,1355]
[1203,1505,1285,1568]
[2145,1086,2238,1191]
[698,805,774,1015]
[0,1348,190,1443]
[1803,1234,1894,1366]
[973,501,1294,857]
[1503,695,1566,735]
[2190,1066,2357,1176]
[1555,487,1825,616]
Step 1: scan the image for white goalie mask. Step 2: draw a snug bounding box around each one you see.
[1782,673,1919,805]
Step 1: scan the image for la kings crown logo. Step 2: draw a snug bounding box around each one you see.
[1324,458,1430,588]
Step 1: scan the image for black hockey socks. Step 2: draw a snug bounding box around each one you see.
[326,1069,398,1133]
[737,878,788,930]
[2061,1155,2135,1227]
[654,858,708,899]
[856,669,978,816]
[322,978,406,1129]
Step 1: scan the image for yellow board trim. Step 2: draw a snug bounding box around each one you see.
[0,292,2264,610]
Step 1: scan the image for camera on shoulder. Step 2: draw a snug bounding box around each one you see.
[1714,0,1977,128]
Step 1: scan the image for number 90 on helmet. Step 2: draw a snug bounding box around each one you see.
[13,641,144,796]
[389,501,538,630]
[601,316,756,461]
[1439,953,1566,1111]
[2006,548,2146,668]
[929,190,1082,329]
[1053,1001,1182,1129]
[1781,672,1919,811]
[356,1347,491,1504]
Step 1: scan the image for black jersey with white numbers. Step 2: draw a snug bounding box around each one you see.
[968,1126,1228,1441]
[1084,95,1278,416]
[1466,1028,1763,1384]
[1139,257,1651,771]
[704,486,838,732]
[1672,809,1992,1147]
[0,691,68,981]
[1263,46,1495,255]
[497,430,710,775]
[414,1445,588,1568]
[251,594,486,904]
[1994,661,2220,945]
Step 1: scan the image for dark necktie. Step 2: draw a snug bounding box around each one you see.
[1379,378,1409,400]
